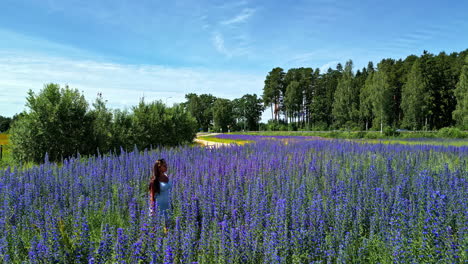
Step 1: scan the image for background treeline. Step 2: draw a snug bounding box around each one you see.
[263,49,468,131]
[1,49,467,163]
[183,93,264,132]
[1,87,265,164]
[8,84,197,163]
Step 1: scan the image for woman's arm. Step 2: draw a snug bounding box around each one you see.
[149,182,156,203]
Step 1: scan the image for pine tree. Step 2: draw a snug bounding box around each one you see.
[263,68,285,121]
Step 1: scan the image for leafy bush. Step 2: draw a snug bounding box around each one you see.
[311,121,328,131]
[383,126,400,137]
[288,123,298,131]
[10,84,92,163]
[266,120,288,131]
[258,122,267,131]
[364,132,385,139]
[437,127,466,138]
[399,132,437,139]
[0,116,12,133]
[10,84,198,163]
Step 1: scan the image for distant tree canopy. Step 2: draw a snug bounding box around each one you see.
[183,93,264,132]
[184,93,216,131]
[213,98,235,132]
[10,84,197,163]
[233,94,265,131]
[0,115,12,132]
[453,54,468,130]
[262,49,468,130]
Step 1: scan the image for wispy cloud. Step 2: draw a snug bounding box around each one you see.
[212,32,231,57]
[319,61,341,73]
[210,5,256,57]
[221,8,255,26]
[0,52,264,117]
[285,51,325,66]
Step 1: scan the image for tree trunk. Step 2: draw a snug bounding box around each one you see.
[270,104,273,120]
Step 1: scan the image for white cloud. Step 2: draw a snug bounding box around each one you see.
[0,52,264,117]
[221,8,255,26]
[319,61,341,73]
[212,32,231,57]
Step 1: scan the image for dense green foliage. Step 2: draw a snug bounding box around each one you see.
[184,93,216,132]
[10,84,92,163]
[0,115,12,132]
[263,49,468,130]
[263,67,285,121]
[9,84,197,163]
[212,98,235,132]
[453,55,468,129]
[232,94,264,131]
[233,130,468,140]
[184,93,264,132]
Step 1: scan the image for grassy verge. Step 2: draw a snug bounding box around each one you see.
[223,131,468,146]
[353,138,468,147]
[232,130,468,139]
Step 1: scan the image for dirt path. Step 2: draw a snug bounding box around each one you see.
[194,133,232,148]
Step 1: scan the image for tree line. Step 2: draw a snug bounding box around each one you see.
[263,49,468,131]
[1,49,467,163]
[2,85,265,163]
[7,84,197,163]
[183,93,264,132]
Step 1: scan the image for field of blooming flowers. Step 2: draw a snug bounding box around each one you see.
[0,135,467,263]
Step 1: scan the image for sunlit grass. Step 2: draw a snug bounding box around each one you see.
[354,138,468,146]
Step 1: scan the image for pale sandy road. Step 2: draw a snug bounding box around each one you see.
[194,133,234,148]
[193,138,232,148]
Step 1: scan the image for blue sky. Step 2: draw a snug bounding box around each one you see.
[1,0,467,120]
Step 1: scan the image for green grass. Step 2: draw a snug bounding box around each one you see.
[220,132,468,147]
[353,138,468,147]
[232,130,468,140]
[231,130,374,139]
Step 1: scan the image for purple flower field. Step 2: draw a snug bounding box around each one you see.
[0,137,467,263]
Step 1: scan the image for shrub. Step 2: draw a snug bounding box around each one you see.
[311,122,328,131]
[10,84,198,163]
[383,126,400,137]
[266,120,288,131]
[437,127,466,138]
[10,84,92,163]
[288,123,298,131]
[365,132,385,139]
